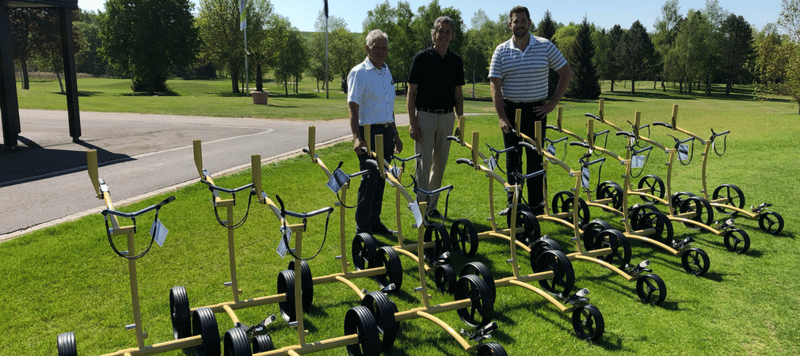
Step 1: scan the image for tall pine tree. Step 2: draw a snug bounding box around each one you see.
[566,18,600,99]
[603,25,624,92]
[537,10,559,99]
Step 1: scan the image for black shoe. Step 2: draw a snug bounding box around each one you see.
[427,209,444,220]
[371,222,396,236]
[498,207,510,216]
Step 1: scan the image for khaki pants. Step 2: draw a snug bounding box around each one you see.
[414,110,456,212]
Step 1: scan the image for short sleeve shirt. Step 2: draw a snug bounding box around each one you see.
[347,57,395,125]
[407,47,465,110]
[488,35,567,102]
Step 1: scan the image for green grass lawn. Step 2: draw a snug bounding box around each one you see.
[3,78,800,355]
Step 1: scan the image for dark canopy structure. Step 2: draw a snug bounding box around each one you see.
[1,0,80,148]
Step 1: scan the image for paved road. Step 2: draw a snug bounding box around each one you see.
[1,109,410,241]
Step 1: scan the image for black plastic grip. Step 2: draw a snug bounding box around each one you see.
[616,131,635,138]
[653,121,672,129]
[456,158,474,166]
[585,157,605,166]
[393,153,421,162]
[414,184,454,197]
[283,206,335,219]
[512,170,545,180]
[633,146,653,155]
[446,135,461,143]
[103,195,176,219]
[569,141,590,148]
[518,141,537,151]
[584,113,602,121]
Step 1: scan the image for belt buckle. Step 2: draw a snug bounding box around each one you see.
[435,109,445,114]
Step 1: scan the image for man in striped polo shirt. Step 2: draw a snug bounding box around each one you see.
[488,6,573,216]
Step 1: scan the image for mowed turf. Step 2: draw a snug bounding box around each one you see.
[2,78,799,355]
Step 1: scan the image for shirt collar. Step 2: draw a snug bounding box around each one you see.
[507,34,537,52]
[364,57,387,70]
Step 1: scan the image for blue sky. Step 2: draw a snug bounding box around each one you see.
[77,0,785,33]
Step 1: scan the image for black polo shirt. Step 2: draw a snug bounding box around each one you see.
[407,47,465,110]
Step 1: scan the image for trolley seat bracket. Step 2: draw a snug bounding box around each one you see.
[625,260,652,276]
[461,322,498,342]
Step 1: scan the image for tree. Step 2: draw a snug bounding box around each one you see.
[274,28,307,95]
[537,10,561,98]
[362,1,416,88]
[463,10,494,96]
[778,0,800,42]
[197,0,273,93]
[615,21,656,95]
[328,27,361,86]
[665,11,712,94]
[757,0,800,113]
[719,14,753,95]
[75,10,111,77]
[653,0,683,91]
[100,0,198,94]
[602,24,624,92]
[566,18,600,99]
[9,8,47,89]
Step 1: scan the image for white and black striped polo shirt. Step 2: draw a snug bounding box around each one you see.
[488,35,567,103]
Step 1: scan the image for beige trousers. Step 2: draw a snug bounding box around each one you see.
[414,110,456,212]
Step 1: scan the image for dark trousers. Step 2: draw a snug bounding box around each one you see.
[501,100,546,214]
[355,125,395,232]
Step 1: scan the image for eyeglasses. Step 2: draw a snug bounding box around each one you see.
[369,46,389,51]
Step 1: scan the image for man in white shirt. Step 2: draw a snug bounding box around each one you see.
[347,29,403,235]
[488,6,573,216]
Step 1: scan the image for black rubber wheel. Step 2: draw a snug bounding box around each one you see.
[170,286,192,340]
[454,274,494,328]
[681,248,710,276]
[57,332,77,356]
[192,307,221,356]
[597,181,623,211]
[712,184,745,215]
[477,342,508,355]
[638,175,665,203]
[360,291,399,351]
[529,237,563,261]
[252,334,274,353]
[723,229,750,254]
[680,196,714,229]
[636,274,667,305]
[581,219,613,250]
[287,260,313,312]
[506,209,541,246]
[459,262,496,302]
[551,191,590,228]
[585,228,632,268]
[637,211,673,244]
[368,246,403,292]
[344,306,381,356]
[533,250,575,296]
[424,223,451,263]
[434,264,457,294]
[450,219,479,257]
[628,204,661,230]
[276,270,297,322]
[223,327,251,356]
[352,232,377,271]
[670,191,696,213]
[759,211,784,235]
[571,304,605,341]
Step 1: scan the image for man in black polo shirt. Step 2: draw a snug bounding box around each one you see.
[407,16,464,220]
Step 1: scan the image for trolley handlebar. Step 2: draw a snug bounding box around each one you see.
[512,169,545,180]
[584,113,603,121]
[200,179,254,195]
[633,145,654,155]
[446,135,461,143]
[414,184,455,197]
[583,157,606,166]
[487,144,516,155]
[710,129,730,140]
[545,136,568,144]
[456,158,474,167]
[546,124,561,131]
[569,141,590,149]
[518,141,538,152]
[653,121,673,129]
[393,153,421,163]
[102,196,176,219]
[275,194,334,219]
[616,131,635,138]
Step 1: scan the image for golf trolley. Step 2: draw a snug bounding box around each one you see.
[362,132,508,354]
[452,128,606,341]
[559,115,711,276]
[219,155,387,356]
[56,150,221,356]
[516,118,668,305]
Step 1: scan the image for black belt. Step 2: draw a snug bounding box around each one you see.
[503,99,545,107]
[360,123,392,128]
[417,107,454,114]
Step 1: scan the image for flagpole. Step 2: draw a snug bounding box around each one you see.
[324,0,329,99]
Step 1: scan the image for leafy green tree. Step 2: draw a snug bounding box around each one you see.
[362,1,416,88]
[409,0,464,56]
[615,21,656,95]
[665,11,711,94]
[653,0,683,91]
[328,27,361,86]
[566,18,600,99]
[75,10,111,77]
[602,25,624,92]
[778,0,800,42]
[537,10,561,98]
[196,0,273,93]
[274,28,307,95]
[719,14,753,95]
[9,8,46,89]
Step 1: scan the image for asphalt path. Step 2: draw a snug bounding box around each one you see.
[1,109,410,242]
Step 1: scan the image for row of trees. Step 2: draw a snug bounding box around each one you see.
[8,0,800,112]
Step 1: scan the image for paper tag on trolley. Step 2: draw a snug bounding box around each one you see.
[678,144,689,161]
[547,144,556,156]
[277,226,292,258]
[409,200,424,227]
[581,167,590,190]
[150,219,168,247]
[389,165,402,179]
[327,168,350,194]
[631,155,645,169]
[485,156,498,171]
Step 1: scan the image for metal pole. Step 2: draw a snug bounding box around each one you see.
[325,18,329,99]
[245,28,249,95]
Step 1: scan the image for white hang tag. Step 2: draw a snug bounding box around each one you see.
[629,137,636,147]
[678,144,689,161]
[409,200,424,227]
[150,219,168,247]
[631,155,645,169]
[277,226,292,258]
[326,167,350,194]
[581,167,590,190]
[547,144,556,156]
[485,156,498,171]
[390,165,402,179]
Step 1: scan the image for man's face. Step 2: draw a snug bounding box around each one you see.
[433,22,453,47]
[509,13,531,38]
[366,38,389,67]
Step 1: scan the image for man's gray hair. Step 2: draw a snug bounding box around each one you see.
[366,29,388,47]
[430,16,456,42]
